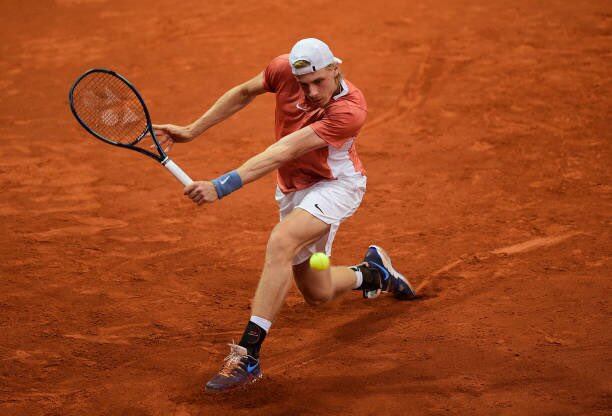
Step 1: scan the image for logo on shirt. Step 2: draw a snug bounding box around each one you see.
[296,102,309,111]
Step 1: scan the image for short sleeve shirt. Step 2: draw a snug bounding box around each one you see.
[263,54,367,193]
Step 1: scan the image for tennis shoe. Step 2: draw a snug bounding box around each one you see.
[362,245,416,300]
[204,343,262,393]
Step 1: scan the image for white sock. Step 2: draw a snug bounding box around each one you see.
[353,268,363,289]
[250,315,272,333]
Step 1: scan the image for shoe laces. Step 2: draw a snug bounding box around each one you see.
[219,342,248,377]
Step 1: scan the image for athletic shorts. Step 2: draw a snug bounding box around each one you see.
[275,175,367,265]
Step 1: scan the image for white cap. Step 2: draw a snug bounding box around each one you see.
[289,38,343,76]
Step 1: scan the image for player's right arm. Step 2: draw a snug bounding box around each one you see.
[152,72,266,151]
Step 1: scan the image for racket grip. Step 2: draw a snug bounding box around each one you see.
[163,159,193,186]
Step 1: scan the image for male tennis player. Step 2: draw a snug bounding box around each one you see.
[154,38,415,392]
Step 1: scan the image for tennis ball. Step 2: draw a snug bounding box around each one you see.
[309,252,330,271]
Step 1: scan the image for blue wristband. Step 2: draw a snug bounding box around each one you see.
[212,170,243,199]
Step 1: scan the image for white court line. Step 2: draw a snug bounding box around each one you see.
[416,231,584,294]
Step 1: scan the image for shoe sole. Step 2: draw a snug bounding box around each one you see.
[369,245,416,299]
[204,372,263,393]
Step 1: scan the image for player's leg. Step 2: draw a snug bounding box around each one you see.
[204,207,330,392]
[293,262,357,305]
[292,247,416,304]
[250,207,331,319]
[287,175,414,303]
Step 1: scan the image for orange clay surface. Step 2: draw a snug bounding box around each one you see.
[1,1,610,415]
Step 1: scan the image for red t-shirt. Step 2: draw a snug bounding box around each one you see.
[263,54,367,193]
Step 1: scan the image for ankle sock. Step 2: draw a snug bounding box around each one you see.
[350,264,382,291]
[352,268,363,289]
[238,317,270,358]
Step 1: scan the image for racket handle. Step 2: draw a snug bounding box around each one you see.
[163,159,193,186]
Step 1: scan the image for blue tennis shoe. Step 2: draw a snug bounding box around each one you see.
[363,245,416,300]
[205,343,262,392]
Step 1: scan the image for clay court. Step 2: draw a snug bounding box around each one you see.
[1,0,611,415]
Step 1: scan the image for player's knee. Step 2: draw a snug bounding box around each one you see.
[304,295,331,307]
[302,290,333,307]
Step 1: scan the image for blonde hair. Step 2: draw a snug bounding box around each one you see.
[292,60,339,71]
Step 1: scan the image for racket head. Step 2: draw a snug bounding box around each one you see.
[69,69,164,161]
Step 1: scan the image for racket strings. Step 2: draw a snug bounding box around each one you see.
[72,72,148,145]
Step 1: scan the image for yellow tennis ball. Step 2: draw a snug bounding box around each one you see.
[309,252,330,270]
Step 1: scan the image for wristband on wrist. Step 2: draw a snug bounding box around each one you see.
[211,170,243,199]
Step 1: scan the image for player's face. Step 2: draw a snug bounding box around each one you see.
[295,66,339,107]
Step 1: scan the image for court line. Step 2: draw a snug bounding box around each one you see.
[416,231,584,294]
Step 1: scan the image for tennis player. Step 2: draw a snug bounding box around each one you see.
[154,38,416,392]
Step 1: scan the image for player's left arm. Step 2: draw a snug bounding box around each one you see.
[236,126,325,183]
[184,127,326,205]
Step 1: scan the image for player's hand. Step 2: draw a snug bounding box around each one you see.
[152,124,195,153]
[184,181,218,205]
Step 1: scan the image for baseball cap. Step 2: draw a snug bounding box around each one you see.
[289,38,343,76]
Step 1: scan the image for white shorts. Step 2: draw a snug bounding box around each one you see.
[275,175,367,265]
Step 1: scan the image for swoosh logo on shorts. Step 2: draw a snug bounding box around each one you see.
[247,362,259,373]
[314,203,324,214]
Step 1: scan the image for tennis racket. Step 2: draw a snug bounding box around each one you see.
[69,68,193,186]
